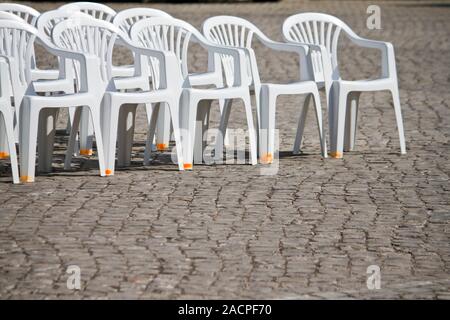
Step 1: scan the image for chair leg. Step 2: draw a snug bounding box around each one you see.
[254,84,261,154]
[144,103,153,125]
[194,100,210,165]
[391,87,406,154]
[327,82,338,154]
[87,107,106,177]
[219,99,230,146]
[344,92,360,152]
[101,94,120,176]
[215,99,232,161]
[66,107,80,156]
[66,106,75,134]
[64,106,82,170]
[1,111,19,184]
[311,91,328,158]
[144,103,160,166]
[330,87,348,159]
[293,93,311,155]
[155,103,171,151]
[19,98,40,183]
[259,86,276,164]
[0,119,9,159]
[180,93,198,170]
[144,103,157,152]
[167,100,184,171]
[117,104,137,168]
[243,94,258,166]
[79,106,94,156]
[37,108,59,173]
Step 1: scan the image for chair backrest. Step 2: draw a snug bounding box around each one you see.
[59,2,116,22]
[113,8,171,39]
[52,16,120,84]
[203,16,267,87]
[0,3,40,26]
[203,16,259,50]
[0,20,37,89]
[36,9,92,48]
[130,17,206,87]
[0,11,26,23]
[283,13,352,81]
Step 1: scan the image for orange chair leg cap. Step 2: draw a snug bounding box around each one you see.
[260,153,273,164]
[0,152,9,159]
[183,163,193,170]
[330,151,343,159]
[20,176,34,183]
[156,143,168,151]
[80,149,93,156]
[105,169,113,176]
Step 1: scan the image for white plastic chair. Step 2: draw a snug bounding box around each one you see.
[0,18,38,143]
[58,2,118,157]
[112,7,173,160]
[131,17,257,170]
[100,33,186,175]
[0,56,19,183]
[283,13,406,158]
[0,12,25,160]
[0,11,24,22]
[0,11,79,164]
[203,16,328,163]
[115,9,229,154]
[59,2,116,22]
[0,3,39,26]
[18,16,120,182]
[0,19,36,183]
[35,9,93,142]
[0,3,61,82]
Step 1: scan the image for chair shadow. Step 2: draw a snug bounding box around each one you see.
[0,130,410,183]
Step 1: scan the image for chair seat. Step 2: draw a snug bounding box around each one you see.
[187,86,247,101]
[106,89,171,105]
[26,92,93,108]
[31,69,60,81]
[261,80,318,95]
[337,78,393,92]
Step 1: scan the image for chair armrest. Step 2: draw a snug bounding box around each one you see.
[34,40,97,91]
[32,78,74,93]
[345,33,396,79]
[258,36,309,57]
[116,38,182,90]
[188,71,222,87]
[113,75,149,91]
[30,69,60,81]
[199,42,248,87]
[111,65,135,78]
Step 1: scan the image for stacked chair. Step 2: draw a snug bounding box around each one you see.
[0,3,406,184]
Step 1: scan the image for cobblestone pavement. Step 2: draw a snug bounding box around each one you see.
[0,1,449,299]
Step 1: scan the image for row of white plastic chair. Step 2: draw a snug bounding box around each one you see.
[0,2,406,184]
